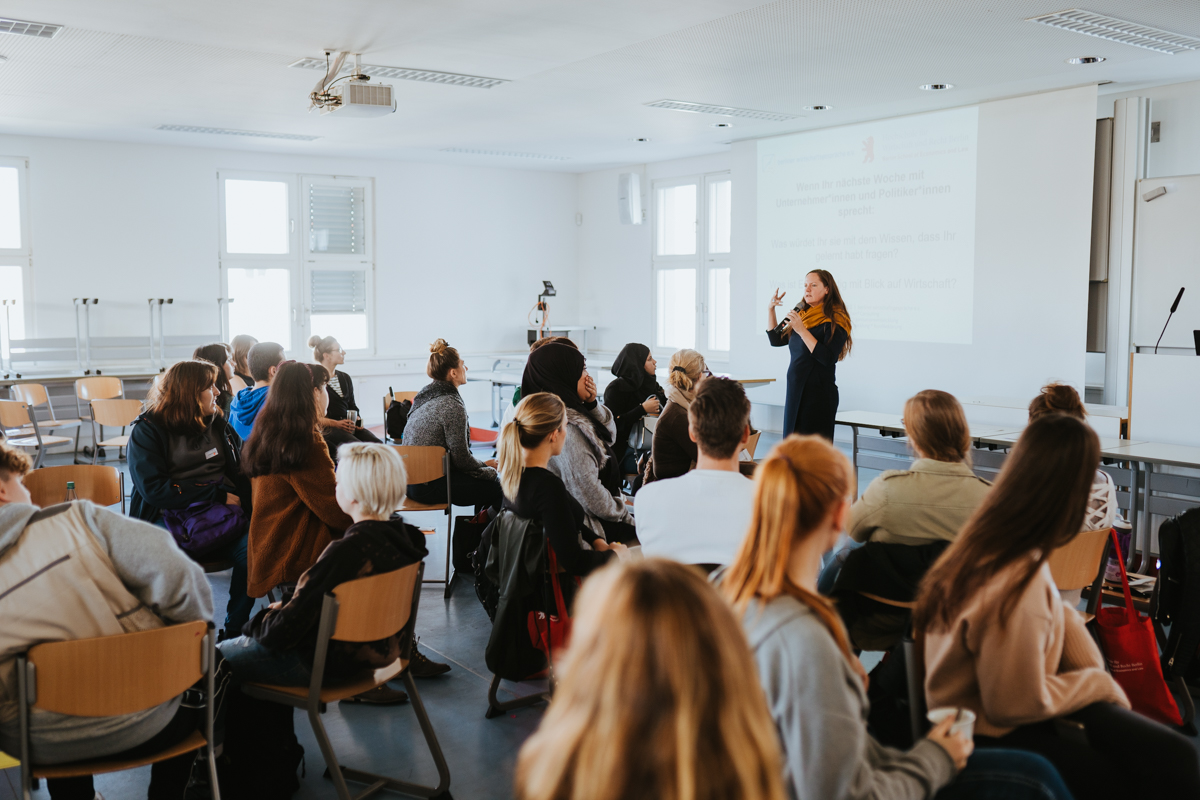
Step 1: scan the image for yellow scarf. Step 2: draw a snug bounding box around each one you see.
[799,303,852,335]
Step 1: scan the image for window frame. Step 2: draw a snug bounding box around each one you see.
[0,157,33,345]
[651,170,732,361]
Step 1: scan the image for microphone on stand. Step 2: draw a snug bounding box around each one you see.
[772,304,804,336]
[1154,287,1185,354]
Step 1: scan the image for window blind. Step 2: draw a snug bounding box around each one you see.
[311,269,367,314]
[308,184,365,254]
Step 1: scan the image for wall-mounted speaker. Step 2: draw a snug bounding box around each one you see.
[618,172,643,225]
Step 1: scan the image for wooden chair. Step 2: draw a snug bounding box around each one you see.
[24,464,125,513]
[0,400,75,469]
[16,621,220,799]
[1047,527,1111,622]
[88,398,144,464]
[243,563,450,800]
[9,384,83,460]
[74,378,124,456]
[743,430,762,460]
[382,391,418,444]
[394,445,456,597]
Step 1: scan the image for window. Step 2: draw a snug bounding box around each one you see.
[0,156,30,353]
[0,165,22,250]
[218,173,375,355]
[652,172,732,358]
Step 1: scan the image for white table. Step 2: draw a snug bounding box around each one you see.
[468,367,524,427]
[528,325,596,356]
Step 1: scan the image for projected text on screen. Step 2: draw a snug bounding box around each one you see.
[757,106,979,344]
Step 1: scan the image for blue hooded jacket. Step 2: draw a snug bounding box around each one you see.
[229,386,269,440]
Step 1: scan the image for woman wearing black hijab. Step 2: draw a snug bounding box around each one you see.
[521,342,637,544]
[603,343,667,472]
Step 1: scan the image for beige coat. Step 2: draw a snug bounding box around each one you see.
[848,458,991,546]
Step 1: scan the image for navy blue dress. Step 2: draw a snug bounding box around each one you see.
[767,321,848,440]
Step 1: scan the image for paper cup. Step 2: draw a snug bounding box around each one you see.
[927,707,976,740]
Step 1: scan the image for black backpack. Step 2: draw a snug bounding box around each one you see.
[1155,507,1200,684]
[385,386,412,442]
[217,689,305,799]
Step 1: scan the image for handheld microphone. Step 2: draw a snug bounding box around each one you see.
[1154,287,1185,354]
[773,304,803,336]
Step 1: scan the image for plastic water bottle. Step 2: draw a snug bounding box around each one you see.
[65,481,78,502]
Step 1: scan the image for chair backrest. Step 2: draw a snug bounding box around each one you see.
[390,391,418,406]
[744,430,762,459]
[0,399,32,429]
[24,465,122,508]
[90,398,144,428]
[331,563,420,642]
[75,377,124,402]
[392,445,447,484]
[10,384,49,408]
[1047,528,1111,591]
[26,620,207,716]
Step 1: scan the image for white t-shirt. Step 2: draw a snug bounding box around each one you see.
[635,469,756,566]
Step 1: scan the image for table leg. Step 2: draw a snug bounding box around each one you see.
[491,381,499,428]
[1127,459,1140,570]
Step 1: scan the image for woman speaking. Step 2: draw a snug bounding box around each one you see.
[766,269,852,440]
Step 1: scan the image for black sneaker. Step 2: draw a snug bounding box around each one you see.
[409,641,451,678]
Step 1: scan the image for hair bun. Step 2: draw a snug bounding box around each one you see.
[307,335,321,348]
[430,338,448,354]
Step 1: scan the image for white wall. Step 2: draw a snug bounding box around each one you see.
[1102,79,1200,179]
[3,134,579,359]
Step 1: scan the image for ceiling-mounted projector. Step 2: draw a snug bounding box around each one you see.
[320,80,396,117]
[309,51,396,117]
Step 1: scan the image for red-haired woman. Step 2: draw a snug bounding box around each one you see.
[128,358,254,636]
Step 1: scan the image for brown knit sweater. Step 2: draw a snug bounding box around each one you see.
[246,434,354,597]
[923,559,1128,737]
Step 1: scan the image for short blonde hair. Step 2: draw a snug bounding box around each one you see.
[335,443,407,518]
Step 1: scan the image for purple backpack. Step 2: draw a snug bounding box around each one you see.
[161,501,248,558]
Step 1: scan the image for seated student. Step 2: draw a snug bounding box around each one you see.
[645,348,708,484]
[602,342,665,473]
[636,377,753,569]
[219,443,427,704]
[0,443,215,800]
[521,341,635,543]
[193,342,236,416]
[825,390,992,650]
[229,341,284,440]
[916,414,1200,799]
[723,435,1073,800]
[503,335,577,430]
[516,559,785,800]
[309,334,381,460]
[498,391,627,577]
[229,334,258,394]
[403,339,503,510]
[127,358,254,636]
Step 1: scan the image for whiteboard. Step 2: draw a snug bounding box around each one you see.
[1132,175,1200,350]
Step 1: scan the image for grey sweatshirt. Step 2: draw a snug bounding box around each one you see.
[0,501,213,764]
[742,593,956,800]
[403,380,495,480]
[547,406,633,536]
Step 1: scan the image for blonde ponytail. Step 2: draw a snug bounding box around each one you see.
[667,349,706,393]
[499,392,567,501]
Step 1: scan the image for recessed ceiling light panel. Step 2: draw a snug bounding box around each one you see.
[441,148,570,161]
[1028,9,1200,55]
[645,99,798,122]
[1067,55,1106,64]
[156,124,320,141]
[803,105,833,111]
[0,17,63,39]
[290,57,508,89]
[919,83,954,91]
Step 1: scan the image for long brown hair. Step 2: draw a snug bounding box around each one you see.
[800,269,853,360]
[242,361,330,476]
[722,435,859,668]
[913,413,1101,632]
[145,359,219,433]
[230,334,257,377]
[498,392,565,501]
[904,390,971,464]
[516,559,784,800]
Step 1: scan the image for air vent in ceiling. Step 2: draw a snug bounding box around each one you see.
[441,148,571,161]
[0,17,63,39]
[290,57,508,89]
[156,124,320,141]
[1027,9,1200,55]
[645,99,798,122]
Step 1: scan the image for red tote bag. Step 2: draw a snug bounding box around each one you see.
[527,548,574,665]
[1094,530,1183,726]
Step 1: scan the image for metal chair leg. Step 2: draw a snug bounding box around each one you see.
[308,707,355,800]
[485,672,550,719]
